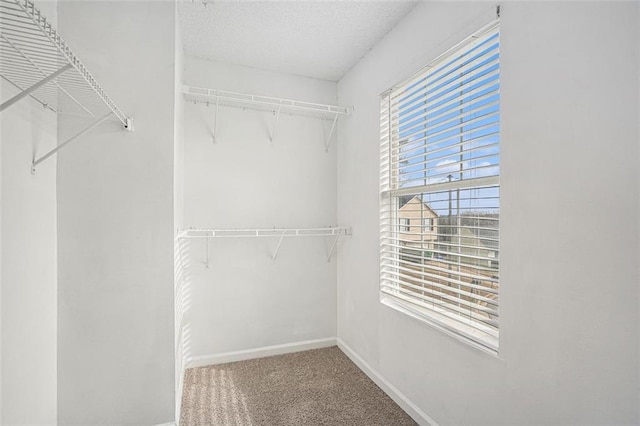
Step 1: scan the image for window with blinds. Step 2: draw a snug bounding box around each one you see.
[379,21,500,353]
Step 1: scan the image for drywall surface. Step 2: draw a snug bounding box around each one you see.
[182,57,338,359]
[0,77,58,426]
[337,1,639,424]
[0,1,58,423]
[56,2,175,424]
[0,82,5,423]
[174,7,187,420]
[175,3,185,238]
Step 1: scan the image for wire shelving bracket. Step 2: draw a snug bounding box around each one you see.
[178,226,352,266]
[183,85,351,151]
[0,0,134,173]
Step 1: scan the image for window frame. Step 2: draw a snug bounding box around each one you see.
[379,20,501,355]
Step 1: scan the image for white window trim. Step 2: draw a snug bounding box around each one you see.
[379,19,501,355]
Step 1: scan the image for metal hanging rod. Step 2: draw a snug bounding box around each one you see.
[183,85,351,150]
[179,226,352,264]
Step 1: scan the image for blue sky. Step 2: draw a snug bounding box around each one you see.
[393,29,500,217]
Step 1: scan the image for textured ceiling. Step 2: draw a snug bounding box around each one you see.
[178,0,417,82]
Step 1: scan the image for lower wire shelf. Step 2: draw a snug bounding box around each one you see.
[178,226,352,265]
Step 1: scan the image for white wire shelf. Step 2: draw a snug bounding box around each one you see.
[0,0,133,173]
[0,0,131,127]
[179,227,351,238]
[183,85,351,151]
[183,86,351,119]
[178,226,352,264]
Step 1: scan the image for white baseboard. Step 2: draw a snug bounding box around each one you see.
[337,338,438,426]
[187,337,337,368]
[175,368,185,425]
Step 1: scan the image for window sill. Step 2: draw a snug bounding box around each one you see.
[380,293,501,358]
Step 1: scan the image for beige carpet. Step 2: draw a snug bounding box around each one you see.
[180,346,417,426]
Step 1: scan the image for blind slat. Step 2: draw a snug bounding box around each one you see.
[395,61,500,119]
[394,108,499,149]
[392,132,499,165]
[381,280,499,321]
[380,20,500,352]
[381,262,499,301]
[381,254,499,286]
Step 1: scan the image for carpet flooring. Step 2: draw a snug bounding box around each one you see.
[180,346,417,426]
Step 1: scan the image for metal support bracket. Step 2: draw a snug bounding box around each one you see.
[324,113,339,152]
[204,236,210,268]
[0,63,72,112]
[326,234,340,262]
[212,98,219,143]
[124,117,134,132]
[272,232,286,261]
[270,105,282,143]
[31,112,113,174]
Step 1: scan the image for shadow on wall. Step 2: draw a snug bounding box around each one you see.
[175,235,194,418]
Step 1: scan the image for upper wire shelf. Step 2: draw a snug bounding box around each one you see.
[183,85,351,151]
[0,0,131,128]
[183,86,351,120]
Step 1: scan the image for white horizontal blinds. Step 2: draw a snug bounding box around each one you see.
[380,96,391,193]
[380,187,500,330]
[387,23,500,192]
[380,21,500,352]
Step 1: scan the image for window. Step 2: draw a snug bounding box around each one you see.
[399,218,410,232]
[379,21,500,353]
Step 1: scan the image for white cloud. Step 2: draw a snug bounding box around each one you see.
[429,159,498,184]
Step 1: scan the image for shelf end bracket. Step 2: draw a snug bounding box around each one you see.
[212,97,219,143]
[326,234,340,262]
[204,236,210,268]
[324,113,339,152]
[270,105,282,143]
[272,232,286,261]
[124,117,134,132]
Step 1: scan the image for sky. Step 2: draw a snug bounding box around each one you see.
[391,28,500,217]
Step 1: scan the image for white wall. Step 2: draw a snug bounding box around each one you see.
[0,76,59,426]
[174,3,185,238]
[182,58,339,360]
[0,0,59,423]
[174,5,187,419]
[337,2,639,425]
[1,83,2,426]
[56,2,176,424]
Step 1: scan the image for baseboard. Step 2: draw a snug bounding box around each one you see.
[175,367,185,425]
[187,337,337,368]
[337,338,439,426]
